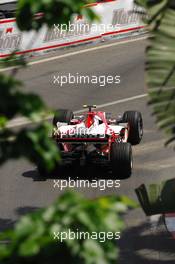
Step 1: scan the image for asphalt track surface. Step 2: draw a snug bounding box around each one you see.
[1,35,175,263]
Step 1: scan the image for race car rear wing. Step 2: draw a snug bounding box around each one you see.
[55,135,109,144]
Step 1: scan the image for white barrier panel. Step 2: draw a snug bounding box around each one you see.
[0,0,145,58]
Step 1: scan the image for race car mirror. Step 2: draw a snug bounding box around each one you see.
[83,105,97,112]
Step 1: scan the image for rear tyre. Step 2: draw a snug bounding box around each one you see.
[53,109,73,127]
[110,142,132,179]
[37,166,50,178]
[122,111,143,145]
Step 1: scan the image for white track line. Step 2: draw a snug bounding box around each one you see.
[0,36,147,72]
[74,94,147,113]
[7,93,147,128]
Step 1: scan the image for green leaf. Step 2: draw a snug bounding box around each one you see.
[0,191,132,263]
[19,239,40,256]
[137,1,175,146]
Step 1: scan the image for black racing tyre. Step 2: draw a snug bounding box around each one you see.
[37,166,50,178]
[110,142,132,179]
[122,111,143,145]
[53,109,73,127]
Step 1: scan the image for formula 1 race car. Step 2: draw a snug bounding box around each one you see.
[51,105,143,179]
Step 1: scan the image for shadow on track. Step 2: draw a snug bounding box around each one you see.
[0,207,39,232]
[118,218,175,264]
[0,218,14,232]
[22,164,117,181]
[15,206,40,216]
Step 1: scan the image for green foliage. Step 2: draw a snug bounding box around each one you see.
[16,0,98,31]
[0,0,97,171]
[0,191,136,264]
[0,73,45,120]
[0,72,60,170]
[136,178,175,215]
[0,52,27,68]
[135,0,175,146]
[0,124,60,169]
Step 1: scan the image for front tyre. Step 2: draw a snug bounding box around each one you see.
[123,111,143,145]
[110,142,132,179]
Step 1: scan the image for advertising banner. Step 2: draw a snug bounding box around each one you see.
[0,0,145,58]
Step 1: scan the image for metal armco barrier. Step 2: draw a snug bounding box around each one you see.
[0,0,145,58]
